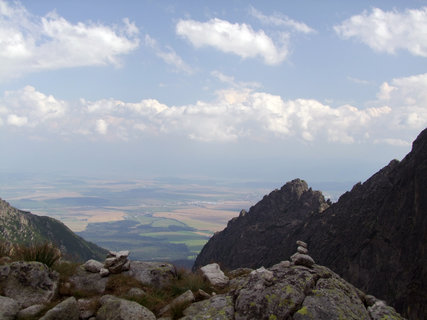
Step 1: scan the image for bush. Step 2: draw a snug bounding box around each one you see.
[13,242,61,267]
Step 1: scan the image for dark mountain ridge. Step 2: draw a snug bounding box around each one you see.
[194,128,427,319]
[0,198,107,262]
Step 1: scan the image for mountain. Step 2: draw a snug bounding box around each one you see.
[194,127,427,319]
[0,198,108,262]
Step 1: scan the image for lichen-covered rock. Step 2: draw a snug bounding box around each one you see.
[39,297,79,320]
[0,296,20,320]
[96,295,155,320]
[293,276,370,320]
[200,263,229,288]
[368,300,405,320]
[181,294,234,320]
[83,260,104,273]
[0,261,58,308]
[124,261,177,288]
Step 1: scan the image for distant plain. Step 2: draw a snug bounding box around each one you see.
[0,172,353,264]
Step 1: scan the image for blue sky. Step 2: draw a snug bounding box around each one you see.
[1,0,427,184]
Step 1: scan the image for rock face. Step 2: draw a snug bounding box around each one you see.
[194,127,427,319]
[0,198,107,262]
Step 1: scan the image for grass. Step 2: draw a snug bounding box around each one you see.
[13,242,61,268]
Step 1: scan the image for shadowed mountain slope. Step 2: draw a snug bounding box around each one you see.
[0,198,107,262]
[194,127,427,319]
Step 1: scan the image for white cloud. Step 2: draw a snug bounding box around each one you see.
[249,6,315,34]
[176,18,288,65]
[144,34,193,74]
[96,119,108,135]
[1,74,426,145]
[211,70,261,89]
[0,0,139,80]
[7,114,27,126]
[3,86,66,126]
[335,7,427,57]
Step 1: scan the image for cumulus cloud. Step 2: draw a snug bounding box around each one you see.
[0,0,139,80]
[144,34,193,74]
[176,18,288,65]
[1,74,426,144]
[335,7,427,57]
[249,6,315,34]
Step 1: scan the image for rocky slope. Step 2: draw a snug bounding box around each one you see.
[0,243,404,320]
[194,128,427,319]
[0,198,107,261]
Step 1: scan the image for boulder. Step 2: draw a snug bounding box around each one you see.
[182,294,234,320]
[0,261,58,308]
[126,287,146,298]
[96,295,155,320]
[78,298,98,320]
[159,289,195,316]
[291,253,315,268]
[39,297,79,320]
[200,263,229,288]
[83,260,104,273]
[368,300,405,320]
[0,296,20,320]
[69,267,108,294]
[17,304,45,320]
[124,261,177,288]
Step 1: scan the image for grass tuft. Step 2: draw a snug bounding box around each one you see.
[13,242,61,268]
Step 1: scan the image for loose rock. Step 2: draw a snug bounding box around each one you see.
[39,297,79,320]
[200,263,229,288]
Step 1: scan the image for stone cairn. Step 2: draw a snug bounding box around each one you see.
[290,240,315,268]
[83,250,130,277]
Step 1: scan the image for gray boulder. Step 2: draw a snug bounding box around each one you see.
[159,289,195,316]
[17,304,45,320]
[69,266,108,294]
[96,295,155,320]
[291,253,315,268]
[0,261,58,308]
[200,263,229,288]
[39,297,79,320]
[368,300,405,320]
[83,260,104,273]
[0,296,20,320]
[181,294,234,320]
[124,261,177,288]
[78,298,98,320]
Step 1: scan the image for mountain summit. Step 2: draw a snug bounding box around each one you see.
[0,198,107,262]
[194,128,427,319]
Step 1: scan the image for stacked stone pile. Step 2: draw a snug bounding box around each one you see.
[290,240,315,268]
[83,250,130,277]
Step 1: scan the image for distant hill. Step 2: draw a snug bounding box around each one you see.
[194,127,427,320]
[0,198,107,262]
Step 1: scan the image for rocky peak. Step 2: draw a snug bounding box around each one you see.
[193,180,329,270]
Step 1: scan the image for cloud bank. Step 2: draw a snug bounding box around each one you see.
[335,7,427,57]
[0,0,139,80]
[2,74,426,145]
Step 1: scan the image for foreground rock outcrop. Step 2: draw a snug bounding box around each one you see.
[194,127,427,319]
[0,243,405,319]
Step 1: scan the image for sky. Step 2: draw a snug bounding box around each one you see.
[1,0,427,185]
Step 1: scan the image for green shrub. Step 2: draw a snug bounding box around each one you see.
[13,242,61,267]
